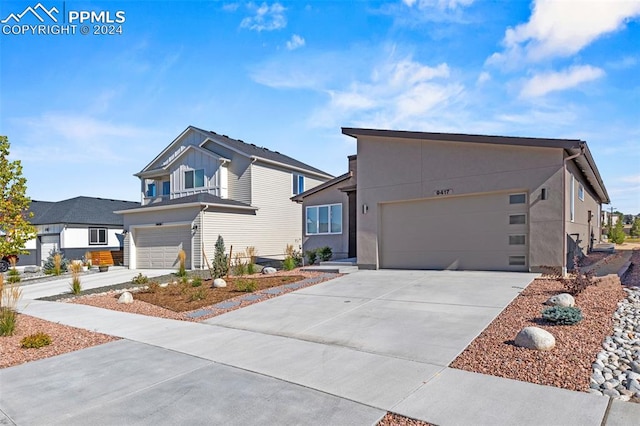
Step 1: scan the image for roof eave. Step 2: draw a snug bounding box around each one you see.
[115,201,258,214]
[251,156,333,180]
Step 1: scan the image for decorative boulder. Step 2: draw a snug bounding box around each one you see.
[213,278,227,288]
[544,293,575,307]
[118,291,134,304]
[262,267,277,274]
[515,327,556,351]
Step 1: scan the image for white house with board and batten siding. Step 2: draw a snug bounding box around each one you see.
[115,126,332,270]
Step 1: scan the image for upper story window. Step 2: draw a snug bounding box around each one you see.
[578,184,584,201]
[89,228,107,245]
[162,181,170,196]
[509,193,526,204]
[293,174,304,195]
[146,183,156,197]
[185,169,205,189]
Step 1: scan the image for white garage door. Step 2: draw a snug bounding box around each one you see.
[379,191,528,271]
[135,226,191,269]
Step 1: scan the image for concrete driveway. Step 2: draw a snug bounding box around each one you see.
[4,269,628,425]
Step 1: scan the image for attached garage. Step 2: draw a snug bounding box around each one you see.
[379,191,528,271]
[135,226,192,269]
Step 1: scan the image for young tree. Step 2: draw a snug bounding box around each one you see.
[631,218,640,238]
[609,220,626,244]
[0,136,36,256]
[212,235,228,278]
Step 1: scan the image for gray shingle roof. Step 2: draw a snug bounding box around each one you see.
[133,193,254,209]
[30,197,139,226]
[191,126,331,177]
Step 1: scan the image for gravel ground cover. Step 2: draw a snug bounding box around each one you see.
[377,413,433,426]
[450,261,631,392]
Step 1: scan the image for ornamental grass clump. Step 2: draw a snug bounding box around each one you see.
[246,246,258,274]
[177,249,187,278]
[69,261,82,295]
[541,306,583,325]
[21,332,52,348]
[0,274,22,336]
[235,278,257,293]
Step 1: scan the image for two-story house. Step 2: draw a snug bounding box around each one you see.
[116,126,332,269]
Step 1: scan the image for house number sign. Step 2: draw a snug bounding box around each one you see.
[434,188,453,196]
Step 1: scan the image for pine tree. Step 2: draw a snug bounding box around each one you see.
[212,235,228,279]
[630,218,640,238]
[609,220,626,244]
[0,136,37,256]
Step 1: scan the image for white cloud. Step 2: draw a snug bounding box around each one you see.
[10,113,161,163]
[621,174,640,184]
[286,34,305,50]
[491,0,640,64]
[403,0,475,10]
[476,71,491,85]
[309,57,463,129]
[222,3,239,12]
[520,65,605,98]
[240,2,286,32]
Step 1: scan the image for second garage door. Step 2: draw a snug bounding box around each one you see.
[379,191,528,271]
[135,226,191,269]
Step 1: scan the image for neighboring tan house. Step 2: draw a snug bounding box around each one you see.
[22,197,139,266]
[291,155,357,260]
[342,128,610,274]
[116,126,332,269]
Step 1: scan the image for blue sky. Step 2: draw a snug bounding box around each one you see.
[1,0,639,214]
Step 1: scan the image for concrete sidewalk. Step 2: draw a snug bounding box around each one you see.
[3,270,640,425]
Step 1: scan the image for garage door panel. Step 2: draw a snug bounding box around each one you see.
[136,226,191,269]
[380,192,528,271]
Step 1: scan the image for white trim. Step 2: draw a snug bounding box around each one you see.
[578,183,585,201]
[115,202,258,214]
[570,175,575,222]
[305,203,343,235]
[251,155,333,179]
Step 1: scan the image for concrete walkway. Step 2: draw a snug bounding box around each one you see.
[2,270,639,425]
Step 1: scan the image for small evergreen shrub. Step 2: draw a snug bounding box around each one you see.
[282,256,296,271]
[235,278,257,292]
[43,250,68,275]
[189,288,207,301]
[213,235,229,279]
[131,273,149,285]
[233,253,247,276]
[305,250,318,265]
[20,332,52,348]
[541,306,583,325]
[191,276,203,287]
[318,246,333,262]
[7,267,21,284]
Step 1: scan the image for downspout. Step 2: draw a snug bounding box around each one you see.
[199,204,209,270]
[562,143,585,275]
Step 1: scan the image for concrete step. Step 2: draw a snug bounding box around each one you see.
[301,265,359,274]
[320,260,358,266]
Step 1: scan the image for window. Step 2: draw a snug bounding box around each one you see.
[293,174,304,195]
[509,256,526,266]
[509,235,526,245]
[306,204,342,235]
[185,169,205,189]
[162,181,170,196]
[146,183,156,197]
[509,193,526,204]
[578,184,584,201]
[89,228,107,245]
[509,214,526,225]
[570,175,575,222]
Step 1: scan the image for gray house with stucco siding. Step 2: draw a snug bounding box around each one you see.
[333,128,609,274]
[292,155,357,260]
